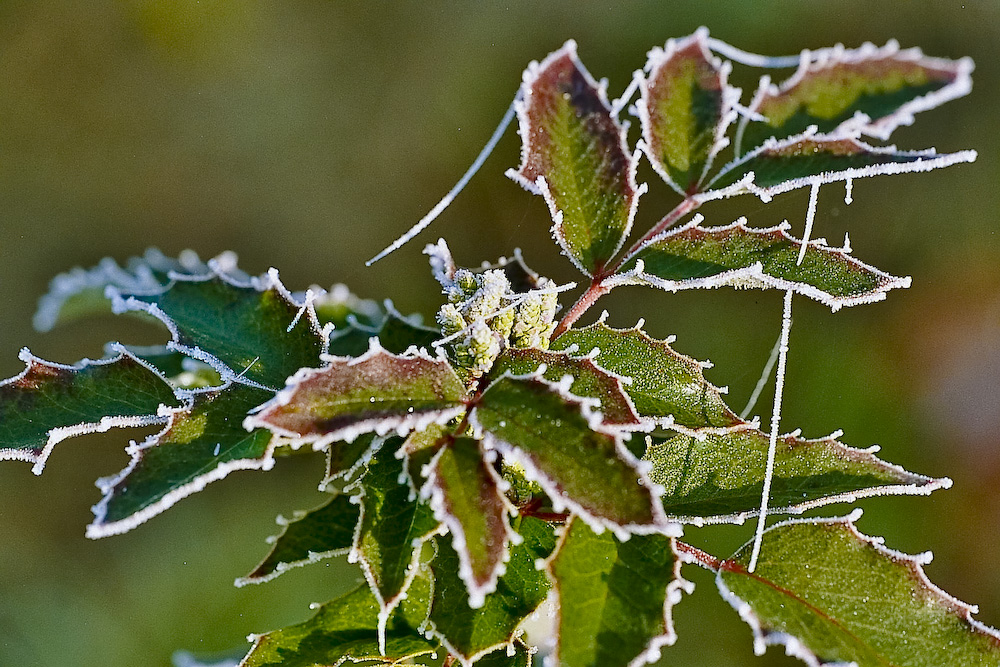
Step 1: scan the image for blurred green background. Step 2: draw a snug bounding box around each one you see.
[0,2,997,665]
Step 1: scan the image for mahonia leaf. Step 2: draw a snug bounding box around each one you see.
[550,321,740,432]
[645,428,950,524]
[705,133,976,202]
[717,512,1000,666]
[422,436,517,608]
[326,302,439,357]
[0,345,179,474]
[33,248,242,332]
[235,493,359,586]
[241,573,437,667]
[88,382,276,538]
[474,640,533,667]
[547,517,690,667]
[740,40,974,149]
[426,516,556,665]
[246,342,467,449]
[320,432,385,488]
[638,29,737,194]
[110,266,326,390]
[472,374,671,535]
[351,442,442,634]
[507,40,642,276]
[311,283,383,330]
[609,218,911,311]
[490,347,641,427]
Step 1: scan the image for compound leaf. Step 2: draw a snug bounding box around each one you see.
[741,41,973,148]
[422,436,516,607]
[472,375,668,534]
[247,345,467,449]
[718,514,1000,666]
[427,516,556,665]
[645,428,950,524]
[638,29,735,193]
[507,40,641,276]
[0,346,179,474]
[236,493,360,586]
[88,382,276,538]
[548,517,688,667]
[241,574,437,667]
[611,218,911,311]
[550,322,740,432]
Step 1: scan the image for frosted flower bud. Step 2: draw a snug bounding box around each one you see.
[492,304,515,340]
[449,269,478,303]
[463,269,510,323]
[436,303,466,337]
[454,320,501,377]
[423,239,456,289]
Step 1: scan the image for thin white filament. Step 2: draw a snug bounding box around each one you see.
[740,334,781,419]
[796,182,821,266]
[367,97,519,266]
[706,38,805,69]
[611,74,641,118]
[748,289,793,573]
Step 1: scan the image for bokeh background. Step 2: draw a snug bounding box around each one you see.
[0,2,997,665]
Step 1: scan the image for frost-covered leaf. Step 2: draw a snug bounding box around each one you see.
[427,516,556,664]
[111,268,325,389]
[241,574,437,667]
[644,428,949,524]
[422,436,516,607]
[610,218,911,311]
[352,443,441,623]
[717,513,1000,666]
[236,493,359,586]
[507,40,641,275]
[247,344,467,449]
[550,321,740,432]
[548,517,688,667]
[0,346,179,474]
[741,40,974,148]
[311,283,383,330]
[321,432,385,487]
[88,382,276,538]
[472,375,668,534]
[706,134,976,202]
[326,304,440,357]
[474,640,533,667]
[33,248,242,332]
[121,345,223,390]
[490,348,640,427]
[638,29,736,193]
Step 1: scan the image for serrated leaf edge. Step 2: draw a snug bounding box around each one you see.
[606,216,912,312]
[715,509,1000,667]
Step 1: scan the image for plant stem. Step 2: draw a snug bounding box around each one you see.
[552,282,610,338]
[674,540,722,572]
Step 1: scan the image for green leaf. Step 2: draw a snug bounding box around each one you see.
[241,574,437,667]
[550,321,740,431]
[236,493,360,586]
[717,513,1000,666]
[422,436,516,607]
[88,382,276,538]
[320,432,384,488]
[311,283,383,330]
[740,41,973,149]
[548,517,689,667]
[644,428,950,524]
[611,218,911,311]
[352,443,441,623]
[507,40,642,276]
[326,303,440,357]
[706,134,976,202]
[638,29,736,194]
[490,348,640,427]
[0,345,179,474]
[472,375,669,535]
[427,516,556,664]
[111,267,325,390]
[473,640,533,667]
[247,344,467,448]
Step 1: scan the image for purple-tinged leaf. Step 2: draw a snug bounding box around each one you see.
[489,347,641,427]
[88,382,277,538]
[422,436,516,608]
[610,218,911,311]
[706,133,976,202]
[0,345,179,474]
[638,29,738,194]
[246,342,467,449]
[718,512,1000,666]
[548,517,690,667]
[507,40,642,276]
[471,374,673,537]
[740,40,974,149]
